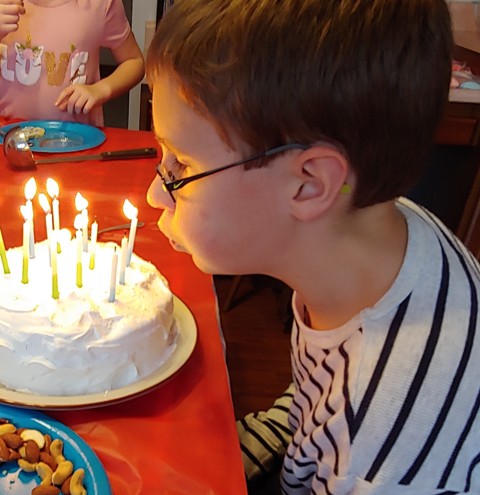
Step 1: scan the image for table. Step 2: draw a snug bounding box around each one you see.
[0,123,247,495]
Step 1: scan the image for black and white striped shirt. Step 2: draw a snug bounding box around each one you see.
[283,198,480,494]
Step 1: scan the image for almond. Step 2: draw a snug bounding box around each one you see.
[42,434,52,453]
[24,439,40,464]
[8,448,21,461]
[39,452,57,472]
[2,432,22,449]
[0,436,10,462]
[31,486,61,495]
[61,475,72,495]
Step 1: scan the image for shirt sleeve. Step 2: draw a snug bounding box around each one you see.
[102,0,132,50]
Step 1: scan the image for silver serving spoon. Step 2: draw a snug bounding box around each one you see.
[3,126,157,170]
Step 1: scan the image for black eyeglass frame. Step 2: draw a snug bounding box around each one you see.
[156,143,309,203]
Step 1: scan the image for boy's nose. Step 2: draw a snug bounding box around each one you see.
[147,174,174,210]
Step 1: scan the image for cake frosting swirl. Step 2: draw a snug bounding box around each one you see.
[0,240,175,396]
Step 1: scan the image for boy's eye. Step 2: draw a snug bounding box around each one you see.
[170,158,187,179]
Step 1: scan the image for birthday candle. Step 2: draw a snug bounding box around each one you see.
[50,233,59,299]
[109,247,118,302]
[46,178,61,253]
[0,228,10,274]
[75,192,89,252]
[20,205,30,284]
[89,219,98,270]
[123,199,138,266]
[119,234,128,284]
[38,193,53,268]
[74,214,84,288]
[24,177,36,259]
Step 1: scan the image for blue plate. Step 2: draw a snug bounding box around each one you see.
[0,404,112,495]
[0,120,106,153]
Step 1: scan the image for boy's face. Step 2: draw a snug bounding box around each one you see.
[147,73,293,275]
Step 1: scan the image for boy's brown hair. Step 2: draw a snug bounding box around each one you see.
[147,0,452,208]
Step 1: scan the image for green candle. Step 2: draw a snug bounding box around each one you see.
[50,235,59,299]
[74,214,83,288]
[0,228,10,274]
[21,219,29,284]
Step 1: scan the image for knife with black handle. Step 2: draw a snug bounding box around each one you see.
[35,147,157,164]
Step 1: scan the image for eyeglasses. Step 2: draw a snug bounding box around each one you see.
[156,143,309,203]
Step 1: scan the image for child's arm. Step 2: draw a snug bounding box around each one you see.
[0,0,24,40]
[55,31,145,117]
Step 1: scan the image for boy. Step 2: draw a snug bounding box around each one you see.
[146,0,480,493]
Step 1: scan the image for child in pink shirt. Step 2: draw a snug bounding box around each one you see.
[0,0,144,126]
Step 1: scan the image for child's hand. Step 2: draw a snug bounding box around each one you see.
[0,0,25,39]
[55,84,108,116]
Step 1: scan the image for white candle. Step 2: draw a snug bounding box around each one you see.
[52,197,60,230]
[50,233,59,299]
[119,234,128,284]
[24,178,36,259]
[47,178,61,253]
[0,228,10,275]
[75,193,89,252]
[74,214,84,288]
[20,205,30,284]
[123,199,138,267]
[109,247,118,302]
[126,216,137,266]
[38,193,53,265]
[89,220,98,270]
[39,194,53,241]
[82,211,88,252]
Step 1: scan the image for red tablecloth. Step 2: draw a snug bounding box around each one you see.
[0,124,247,495]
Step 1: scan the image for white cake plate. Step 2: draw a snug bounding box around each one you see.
[0,296,197,410]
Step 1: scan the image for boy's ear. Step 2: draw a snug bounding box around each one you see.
[290,146,349,221]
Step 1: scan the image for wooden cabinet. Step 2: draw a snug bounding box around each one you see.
[438,45,480,258]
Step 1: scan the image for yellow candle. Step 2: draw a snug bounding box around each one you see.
[50,233,59,299]
[89,220,98,270]
[74,214,84,288]
[0,228,10,274]
[20,205,30,284]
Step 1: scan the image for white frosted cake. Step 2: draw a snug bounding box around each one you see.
[0,240,176,396]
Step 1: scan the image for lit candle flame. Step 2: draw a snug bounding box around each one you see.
[57,228,72,245]
[75,192,88,211]
[38,193,51,214]
[123,199,138,220]
[24,177,37,201]
[74,213,86,230]
[20,204,32,221]
[46,178,59,198]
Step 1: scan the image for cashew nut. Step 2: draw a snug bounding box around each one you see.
[18,458,38,472]
[52,459,73,486]
[36,461,54,485]
[70,468,87,495]
[0,423,16,436]
[49,438,65,463]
